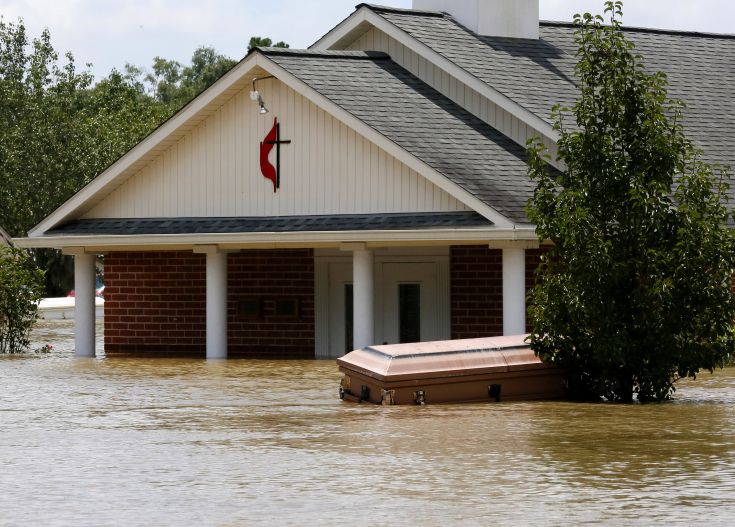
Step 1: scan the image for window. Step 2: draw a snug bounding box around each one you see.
[345,284,354,353]
[399,283,421,343]
[274,298,299,318]
[237,298,263,318]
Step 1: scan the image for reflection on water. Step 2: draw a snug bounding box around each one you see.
[0,320,734,525]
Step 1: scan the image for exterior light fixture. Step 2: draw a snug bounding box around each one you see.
[250,76,275,115]
[250,90,269,114]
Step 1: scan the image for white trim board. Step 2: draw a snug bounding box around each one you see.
[14,226,539,250]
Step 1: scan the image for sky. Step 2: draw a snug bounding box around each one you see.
[1,0,733,79]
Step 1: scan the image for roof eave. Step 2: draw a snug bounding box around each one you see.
[14,226,539,251]
[310,5,373,50]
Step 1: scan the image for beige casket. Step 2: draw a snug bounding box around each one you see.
[337,335,566,405]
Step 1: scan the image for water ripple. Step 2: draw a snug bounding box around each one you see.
[0,320,733,526]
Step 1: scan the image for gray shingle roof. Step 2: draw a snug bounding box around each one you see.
[539,23,735,172]
[48,212,493,236]
[262,48,543,223]
[364,5,735,175]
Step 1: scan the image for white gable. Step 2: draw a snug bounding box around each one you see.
[83,77,468,219]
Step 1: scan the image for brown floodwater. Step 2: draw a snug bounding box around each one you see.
[1,320,734,526]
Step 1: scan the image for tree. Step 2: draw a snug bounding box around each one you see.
[145,40,289,111]
[526,1,735,402]
[247,36,289,51]
[80,68,170,173]
[0,18,93,238]
[0,19,169,294]
[145,47,237,110]
[0,246,45,353]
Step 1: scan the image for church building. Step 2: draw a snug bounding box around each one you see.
[16,1,735,359]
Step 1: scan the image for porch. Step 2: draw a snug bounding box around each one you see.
[67,243,543,359]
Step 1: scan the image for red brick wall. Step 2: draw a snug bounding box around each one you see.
[104,249,316,358]
[104,252,206,356]
[450,245,546,339]
[450,246,503,339]
[228,249,315,358]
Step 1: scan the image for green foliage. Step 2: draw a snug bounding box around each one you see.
[526,1,735,402]
[0,245,45,353]
[247,36,290,51]
[144,38,288,111]
[0,19,171,237]
[143,46,237,110]
[0,18,91,237]
[0,18,171,294]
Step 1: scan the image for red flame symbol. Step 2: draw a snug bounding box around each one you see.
[260,117,278,192]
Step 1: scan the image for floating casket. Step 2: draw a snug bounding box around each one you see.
[337,335,566,405]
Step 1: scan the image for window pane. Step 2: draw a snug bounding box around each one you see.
[399,283,421,343]
[345,284,353,352]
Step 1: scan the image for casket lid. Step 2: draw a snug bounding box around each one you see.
[337,335,550,382]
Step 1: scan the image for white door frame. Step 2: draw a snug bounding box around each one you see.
[376,261,441,345]
[315,252,351,358]
[314,247,450,359]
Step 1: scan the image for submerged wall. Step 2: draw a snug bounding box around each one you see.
[450,245,544,339]
[228,249,315,358]
[104,250,315,357]
[104,251,207,356]
[104,246,542,356]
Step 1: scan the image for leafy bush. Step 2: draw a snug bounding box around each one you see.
[0,246,45,353]
[526,1,735,402]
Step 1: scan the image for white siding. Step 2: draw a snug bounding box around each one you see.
[84,77,468,219]
[346,27,559,162]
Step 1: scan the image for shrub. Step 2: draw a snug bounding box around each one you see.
[0,246,45,353]
[526,1,735,401]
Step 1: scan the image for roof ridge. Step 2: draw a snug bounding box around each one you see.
[256,48,390,59]
[359,5,735,40]
[541,20,735,40]
[356,3,447,18]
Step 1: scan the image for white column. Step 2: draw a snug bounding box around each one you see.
[352,247,374,350]
[74,252,96,358]
[502,247,526,336]
[206,251,228,360]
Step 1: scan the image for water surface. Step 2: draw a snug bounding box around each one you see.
[1,320,734,526]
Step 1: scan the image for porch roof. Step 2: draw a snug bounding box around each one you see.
[46,212,492,236]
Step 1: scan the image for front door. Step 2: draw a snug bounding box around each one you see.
[379,262,443,344]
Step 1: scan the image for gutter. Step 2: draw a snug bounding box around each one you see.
[13,227,539,250]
